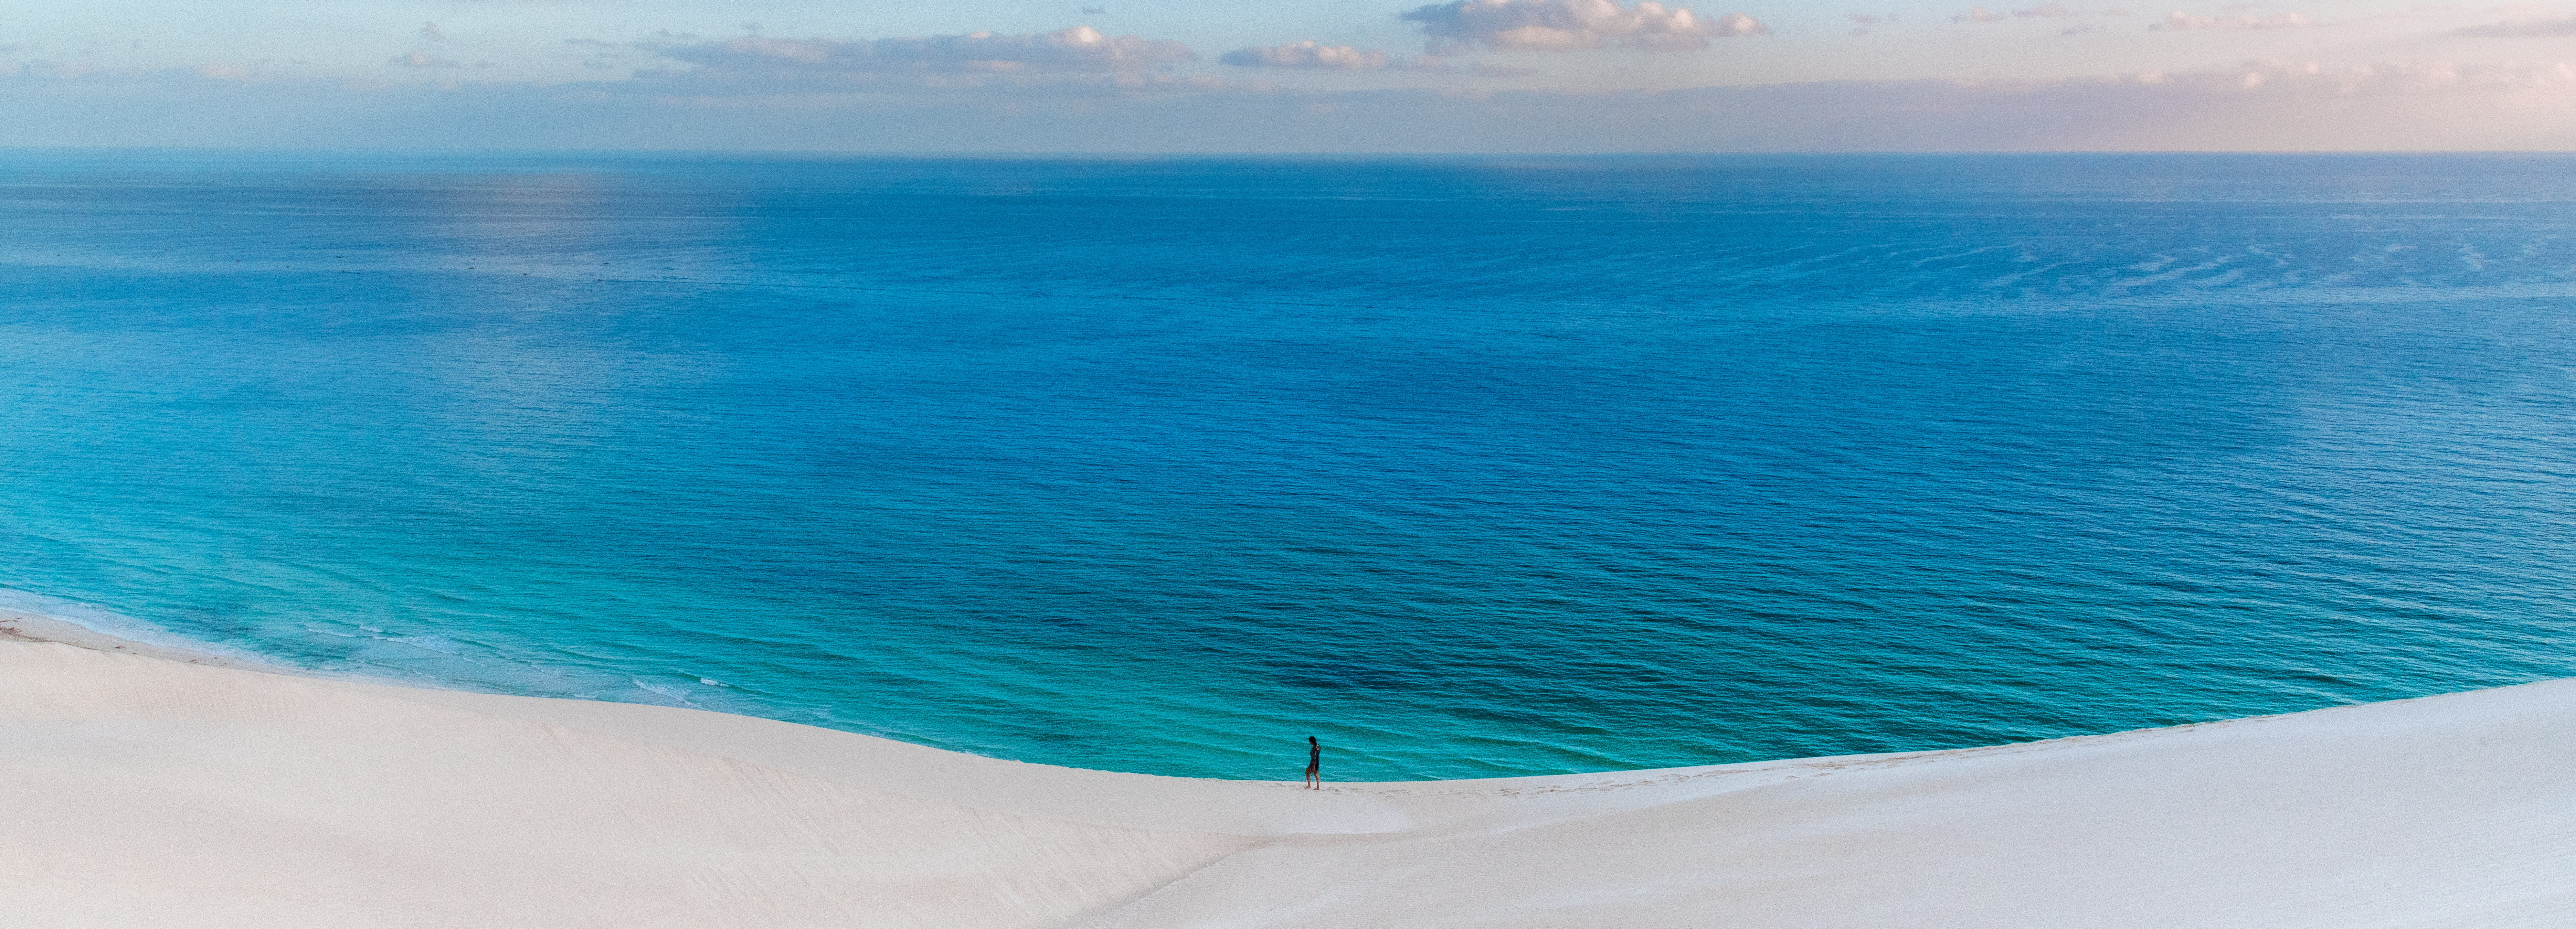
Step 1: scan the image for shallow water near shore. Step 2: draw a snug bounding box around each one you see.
[2,151,2572,780]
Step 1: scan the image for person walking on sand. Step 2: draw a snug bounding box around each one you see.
[1304,736,1322,789]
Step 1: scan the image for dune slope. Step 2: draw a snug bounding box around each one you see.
[2,639,2571,928]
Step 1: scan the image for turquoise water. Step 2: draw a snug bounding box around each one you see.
[2,151,2572,781]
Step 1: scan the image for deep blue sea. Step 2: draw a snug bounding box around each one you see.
[2,151,2571,781]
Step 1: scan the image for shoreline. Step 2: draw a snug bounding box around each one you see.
[0,604,2370,785]
[6,617,2574,926]
[0,608,289,673]
[0,600,2560,783]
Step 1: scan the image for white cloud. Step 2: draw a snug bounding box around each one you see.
[650,26,1193,76]
[2153,11,2312,31]
[2452,17,2576,38]
[388,51,459,69]
[1955,7,2006,23]
[1398,0,1767,55]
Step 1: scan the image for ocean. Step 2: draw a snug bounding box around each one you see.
[2,151,2571,781]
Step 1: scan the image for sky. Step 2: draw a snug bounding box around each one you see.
[5,1,2576,150]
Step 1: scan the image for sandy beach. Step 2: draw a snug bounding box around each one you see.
[3,620,2571,928]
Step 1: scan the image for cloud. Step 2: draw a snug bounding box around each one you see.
[2452,17,2576,38]
[421,22,446,42]
[388,51,459,69]
[1398,0,1767,54]
[649,27,1193,76]
[1955,5,2086,24]
[1223,42,1396,69]
[1218,41,1533,74]
[2153,11,2311,30]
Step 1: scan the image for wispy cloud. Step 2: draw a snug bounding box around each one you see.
[421,22,447,43]
[2451,17,2576,38]
[13,57,2576,152]
[1222,42,1401,70]
[614,29,1215,98]
[1219,41,1534,75]
[1398,0,1766,55]
[1954,5,2109,24]
[2153,11,2312,31]
[649,26,1193,77]
[388,51,459,69]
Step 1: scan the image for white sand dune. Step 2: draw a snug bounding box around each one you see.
[3,625,2571,928]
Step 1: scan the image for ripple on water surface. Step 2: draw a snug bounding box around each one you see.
[0,152,2571,780]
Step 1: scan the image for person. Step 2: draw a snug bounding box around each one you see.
[1304,736,1321,789]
